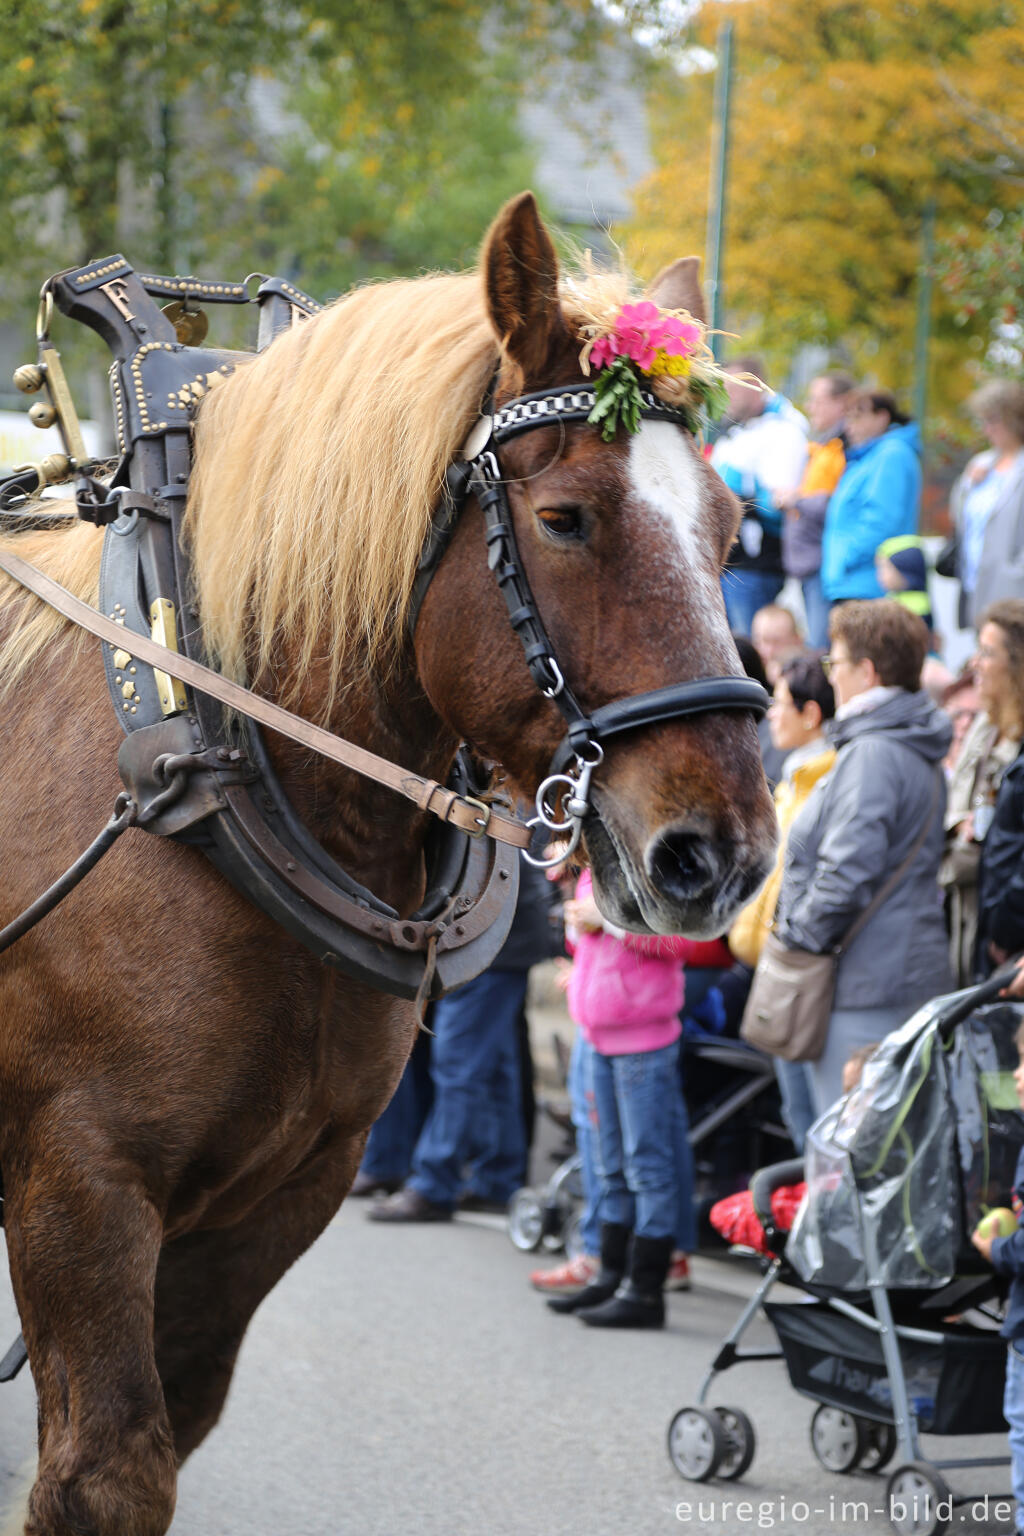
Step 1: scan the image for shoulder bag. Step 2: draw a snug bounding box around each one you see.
[740,775,941,1062]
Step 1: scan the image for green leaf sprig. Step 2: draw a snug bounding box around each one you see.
[587,356,646,441]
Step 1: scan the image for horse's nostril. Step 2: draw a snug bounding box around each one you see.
[647,830,716,904]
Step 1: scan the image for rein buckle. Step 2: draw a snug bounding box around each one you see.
[462,795,492,839]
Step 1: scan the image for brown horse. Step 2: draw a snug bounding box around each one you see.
[0,193,776,1535]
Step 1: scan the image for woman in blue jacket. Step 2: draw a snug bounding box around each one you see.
[821,391,921,605]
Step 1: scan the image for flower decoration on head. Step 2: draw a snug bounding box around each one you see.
[568,277,737,442]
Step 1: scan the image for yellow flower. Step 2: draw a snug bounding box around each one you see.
[16,56,34,72]
[649,349,692,378]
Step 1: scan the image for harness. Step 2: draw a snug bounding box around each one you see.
[0,255,768,1006]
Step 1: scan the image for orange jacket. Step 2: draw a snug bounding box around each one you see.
[800,436,846,497]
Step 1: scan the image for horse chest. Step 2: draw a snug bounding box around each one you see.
[160,986,414,1234]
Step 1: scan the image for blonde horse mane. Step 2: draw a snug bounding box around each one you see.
[0,260,636,717]
[184,271,499,718]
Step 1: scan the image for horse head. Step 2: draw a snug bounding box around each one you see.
[415,193,778,937]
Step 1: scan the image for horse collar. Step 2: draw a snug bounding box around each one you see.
[0,257,521,1003]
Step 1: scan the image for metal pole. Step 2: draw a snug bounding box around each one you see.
[706,21,733,360]
[913,197,936,434]
[156,100,174,272]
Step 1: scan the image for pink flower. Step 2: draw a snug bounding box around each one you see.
[613,301,662,370]
[657,316,702,356]
[590,303,703,376]
[590,333,619,369]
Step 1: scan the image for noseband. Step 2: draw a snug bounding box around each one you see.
[411,384,770,865]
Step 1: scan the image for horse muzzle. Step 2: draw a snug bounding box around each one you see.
[585,800,777,940]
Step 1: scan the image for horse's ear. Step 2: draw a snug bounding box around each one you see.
[482,191,565,380]
[647,257,707,326]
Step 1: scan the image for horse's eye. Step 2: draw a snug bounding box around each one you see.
[536,506,583,541]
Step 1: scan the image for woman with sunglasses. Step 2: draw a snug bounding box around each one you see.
[730,652,835,1149]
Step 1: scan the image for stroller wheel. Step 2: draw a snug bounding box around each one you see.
[712,1406,756,1480]
[886,1462,951,1536]
[667,1406,728,1482]
[857,1418,897,1473]
[506,1189,544,1251]
[561,1209,586,1261]
[810,1404,866,1473]
[540,1191,574,1252]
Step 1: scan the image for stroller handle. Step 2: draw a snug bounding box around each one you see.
[750,1158,805,1228]
[936,953,1024,1042]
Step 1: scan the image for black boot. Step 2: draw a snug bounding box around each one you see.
[577,1234,674,1329]
[547,1222,631,1314]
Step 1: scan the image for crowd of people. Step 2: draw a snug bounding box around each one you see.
[353,361,1024,1516]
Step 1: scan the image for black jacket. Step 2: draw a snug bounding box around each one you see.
[977,747,1024,968]
[497,850,563,971]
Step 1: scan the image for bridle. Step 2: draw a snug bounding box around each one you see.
[411,381,770,865]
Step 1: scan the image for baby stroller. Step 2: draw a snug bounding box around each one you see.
[666,970,1024,1536]
[507,1031,585,1257]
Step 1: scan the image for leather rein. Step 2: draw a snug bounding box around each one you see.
[0,544,529,850]
[0,257,768,998]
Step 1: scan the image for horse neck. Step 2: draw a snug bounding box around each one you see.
[258,643,458,916]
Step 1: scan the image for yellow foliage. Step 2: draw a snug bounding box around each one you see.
[626,0,1020,422]
[252,165,284,197]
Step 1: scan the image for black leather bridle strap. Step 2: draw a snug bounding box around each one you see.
[549,677,770,775]
[468,440,769,769]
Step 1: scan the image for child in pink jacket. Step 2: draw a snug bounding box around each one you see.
[550,869,698,1330]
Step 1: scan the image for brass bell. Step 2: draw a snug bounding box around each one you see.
[29,401,56,429]
[161,300,209,346]
[38,452,71,484]
[13,363,44,394]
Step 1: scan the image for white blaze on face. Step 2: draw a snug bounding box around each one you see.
[627,420,727,633]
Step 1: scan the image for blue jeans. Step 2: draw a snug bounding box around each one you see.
[587,1039,696,1246]
[360,1030,433,1183]
[1007,1343,1024,1534]
[721,568,783,637]
[408,968,528,1208]
[773,1057,818,1153]
[801,572,831,650]
[569,1033,602,1257]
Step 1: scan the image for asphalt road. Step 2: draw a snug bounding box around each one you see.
[0,1199,1015,1536]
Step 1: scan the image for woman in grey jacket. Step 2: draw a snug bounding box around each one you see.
[773,601,952,1112]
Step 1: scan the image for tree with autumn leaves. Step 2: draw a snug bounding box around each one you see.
[627,0,1022,430]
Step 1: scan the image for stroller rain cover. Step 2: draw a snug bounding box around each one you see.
[786,992,1024,1291]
